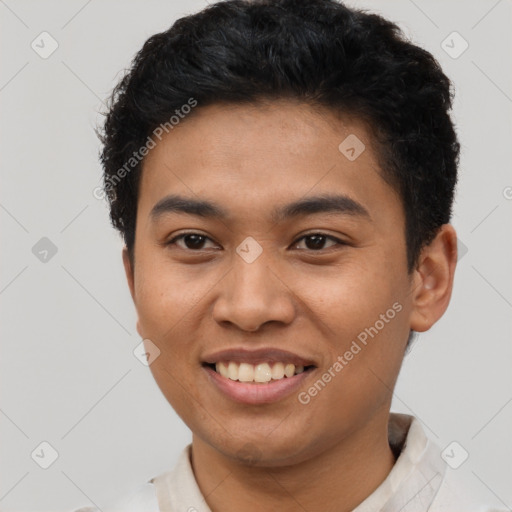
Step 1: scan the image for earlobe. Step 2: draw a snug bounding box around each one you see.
[409,224,458,333]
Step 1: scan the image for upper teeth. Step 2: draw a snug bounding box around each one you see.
[215,361,305,383]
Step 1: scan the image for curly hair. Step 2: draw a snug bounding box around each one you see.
[99,0,460,274]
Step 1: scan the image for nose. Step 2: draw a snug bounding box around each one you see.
[212,255,296,332]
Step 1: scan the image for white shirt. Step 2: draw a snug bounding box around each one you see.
[71,413,506,512]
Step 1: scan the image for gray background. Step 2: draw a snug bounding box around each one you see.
[1,0,511,510]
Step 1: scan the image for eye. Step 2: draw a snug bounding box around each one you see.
[292,233,344,251]
[166,232,345,252]
[166,232,219,251]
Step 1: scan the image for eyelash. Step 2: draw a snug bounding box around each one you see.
[166,232,346,252]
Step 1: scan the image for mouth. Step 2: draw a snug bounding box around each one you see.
[203,361,316,383]
[201,348,318,404]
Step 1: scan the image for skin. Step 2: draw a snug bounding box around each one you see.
[123,100,458,512]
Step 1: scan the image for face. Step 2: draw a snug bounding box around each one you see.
[123,101,433,467]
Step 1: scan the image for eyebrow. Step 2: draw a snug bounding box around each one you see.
[150,193,371,223]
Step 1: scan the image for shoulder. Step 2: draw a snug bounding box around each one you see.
[107,481,159,512]
[69,481,158,512]
[430,468,508,512]
[68,445,195,512]
[386,414,507,512]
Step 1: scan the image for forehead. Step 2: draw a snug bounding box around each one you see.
[137,101,401,225]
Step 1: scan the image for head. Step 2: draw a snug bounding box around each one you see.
[99,0,459,465]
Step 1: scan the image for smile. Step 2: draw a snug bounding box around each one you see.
[201,347,318,404]
[207,361,314,383]
[203,363,316,405]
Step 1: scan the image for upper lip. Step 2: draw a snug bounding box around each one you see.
[202,348,317,367]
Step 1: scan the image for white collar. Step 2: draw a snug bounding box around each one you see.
[353,413,446,511]
[149,412,447,512]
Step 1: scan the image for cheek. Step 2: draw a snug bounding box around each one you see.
[301,260,408,389]
[147,357,205,431]
[133,256,208,337]
[302,260,402,338]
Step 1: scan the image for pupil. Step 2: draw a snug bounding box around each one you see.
[185,234,205,249]
[306,235,325,250]
[182,235,327,250]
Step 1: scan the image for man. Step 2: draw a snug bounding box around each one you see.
[73,0,504,510]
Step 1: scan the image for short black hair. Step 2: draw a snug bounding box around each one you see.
[99,0,460,274]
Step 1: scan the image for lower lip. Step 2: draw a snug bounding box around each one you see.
[203,365,314,404]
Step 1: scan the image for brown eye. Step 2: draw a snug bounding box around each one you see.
[294,234,343,251]
[167,233,218,251]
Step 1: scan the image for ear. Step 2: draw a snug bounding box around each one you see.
[122,246,135,302]
[409,224,458,332]
[122,246,144,338]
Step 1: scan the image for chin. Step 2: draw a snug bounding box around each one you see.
[205,428,317,468]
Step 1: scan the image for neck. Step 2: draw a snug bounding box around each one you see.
[190,410,396,512]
